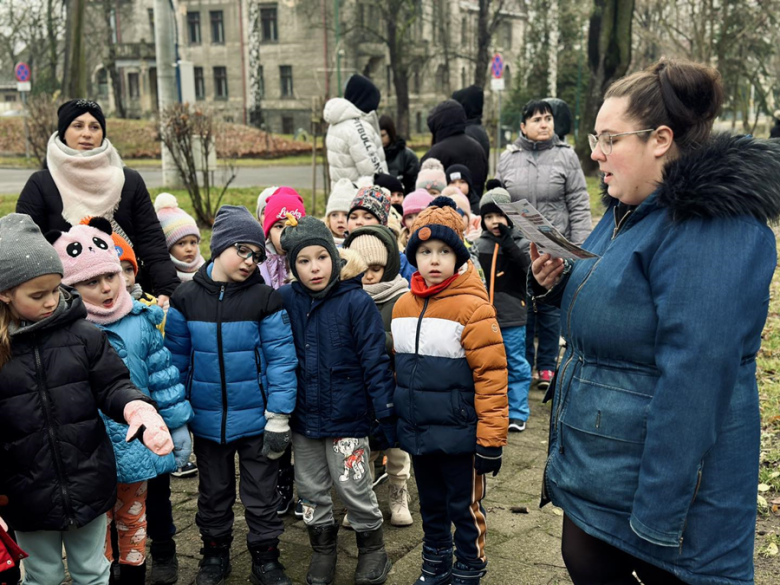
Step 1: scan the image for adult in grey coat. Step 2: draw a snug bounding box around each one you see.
[495,99,591,386]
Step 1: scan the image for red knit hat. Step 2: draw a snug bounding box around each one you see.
[263,187,306,238]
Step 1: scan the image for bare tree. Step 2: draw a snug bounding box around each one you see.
[100,0,126,117]
[62,0,87,98]
[474,0,512,87]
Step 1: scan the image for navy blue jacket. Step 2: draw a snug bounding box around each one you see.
[278,251,395,439]
[165,263,297,444]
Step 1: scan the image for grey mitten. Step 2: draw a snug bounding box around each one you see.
[261,411,291,460]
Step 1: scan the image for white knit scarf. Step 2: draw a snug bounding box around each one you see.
[46,132,126,226]
[363,275,409,304]
[172,253,205,282]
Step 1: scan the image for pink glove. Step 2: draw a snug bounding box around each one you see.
[124,400,174,456]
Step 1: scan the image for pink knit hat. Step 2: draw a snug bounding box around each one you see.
[154,193,201,250]
[402,189,434,220]
[441,186,471,217]
[263,187,306,237]
[52,219,122,286]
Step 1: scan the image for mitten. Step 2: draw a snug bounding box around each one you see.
[475,445,502,477]
[496,222,514,247]
[261,412,291,460]
[124,400,174,456]
[170,425,193,468]
[370,417,398,451]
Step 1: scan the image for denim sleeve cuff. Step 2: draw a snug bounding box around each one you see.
[629,514,682,548]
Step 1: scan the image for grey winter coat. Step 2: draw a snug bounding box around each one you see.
[495,134,591,245]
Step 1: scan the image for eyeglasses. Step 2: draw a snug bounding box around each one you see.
[234,244,263,264]
[588,129,655,155]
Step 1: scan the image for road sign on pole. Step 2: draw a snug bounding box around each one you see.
[491,54,504,79]
[15,62,31,83]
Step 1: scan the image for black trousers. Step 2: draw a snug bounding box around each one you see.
[562,515,688,585]
[146,473,176,547]
[412,453,487,568]
[194,434,283,547]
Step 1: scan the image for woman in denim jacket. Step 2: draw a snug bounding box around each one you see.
[531,58,780,585]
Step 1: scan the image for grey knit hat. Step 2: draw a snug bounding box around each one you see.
[280,216,341,297]
[210,205,267,262]
[479,187,514,229]
[0,213,64,291]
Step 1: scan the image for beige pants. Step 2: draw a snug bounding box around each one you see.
[369,447,411,487]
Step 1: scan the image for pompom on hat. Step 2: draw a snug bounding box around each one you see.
[263,187,306,238]
[405,197,470,270]
[154,193,201,250]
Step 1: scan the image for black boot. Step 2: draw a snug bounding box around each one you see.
[196,537,232,585]
[277,464,295,515]
[118,562,147,585]
[306,522,338,585]
[249,540,291,585]
[150,538,179,584]
[354,526,391,585]
[413,545,453,585]
[451,561,487,585]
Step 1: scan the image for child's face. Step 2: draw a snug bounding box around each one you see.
[328,212,348,238]
[390,192,404,206]
[362,264,385,285]
[348,209,380,231]
[74,272,124,310]
[403,213,419,231]
[213,243,262,283]
[295,245,333,292]
[0,274,62,322]
[171,235,200,263]
[483,212,509,237]
[268,220,286,253]
[120,260,136,291]
[416,240,457,287]
[450,179,469,196]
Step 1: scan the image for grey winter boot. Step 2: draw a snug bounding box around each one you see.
[354,526,392,585]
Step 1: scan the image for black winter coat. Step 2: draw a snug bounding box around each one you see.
[477,228,532,328]
[452,85,491,160]
[0,291,150,532]
[422,100,488,211]
[17,168,179,297]
[384,138,419,194]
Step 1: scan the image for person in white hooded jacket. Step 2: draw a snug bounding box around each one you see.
[325,75,388,187]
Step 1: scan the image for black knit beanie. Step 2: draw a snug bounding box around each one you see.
[57,99,107,144]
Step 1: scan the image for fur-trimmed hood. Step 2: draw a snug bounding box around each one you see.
[339,247,367,281]
[602,133,780,223]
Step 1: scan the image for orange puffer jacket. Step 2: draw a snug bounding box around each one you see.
[391,262,509,456]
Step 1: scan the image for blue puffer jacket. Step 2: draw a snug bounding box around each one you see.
[165,263,297,444]
[278,249,395,439]
[537,135,780,585]
[97,300,193,484]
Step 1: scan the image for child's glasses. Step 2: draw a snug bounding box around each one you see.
[234,244,263,264]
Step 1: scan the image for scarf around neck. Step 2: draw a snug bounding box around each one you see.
[410,271,459,298]
[172,253,205,282]
[83,288,134,326]
[364,275,409,304]
[46,132,126,226]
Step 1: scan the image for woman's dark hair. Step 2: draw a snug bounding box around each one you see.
[379,115,397,144]
[605,58,724,154]
[521,100,554,124]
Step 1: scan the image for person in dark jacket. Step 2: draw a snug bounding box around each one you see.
[379,115,419,194]
[164,205,298,585]
[421,100,488,212]
[543,97,574,140]
[770,110,780,138]
[16,99,179,303]
[279,216,396,585]
[452,85,491,159]
[0,213,171,585]
[477,188,532,433]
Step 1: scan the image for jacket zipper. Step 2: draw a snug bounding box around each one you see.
[410,298,430,454]
[612,205,634,240]
[254,347,268,409]
[679,466,704,552]
[185,350,195,400]
[217,285,228,444]
[34,342,75,523]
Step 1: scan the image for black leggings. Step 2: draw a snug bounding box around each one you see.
[562,515,688,585]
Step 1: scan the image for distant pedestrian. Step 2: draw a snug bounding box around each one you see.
[379,115,419,194]
[452,85,491,159]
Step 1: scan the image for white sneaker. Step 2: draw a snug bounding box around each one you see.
[389,484,413,527]
[509,419,527,432]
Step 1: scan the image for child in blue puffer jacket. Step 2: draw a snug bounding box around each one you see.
[52,218,193,585]
[164,206,298,585]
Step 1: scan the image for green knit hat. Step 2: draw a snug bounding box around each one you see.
[280,215,341,297]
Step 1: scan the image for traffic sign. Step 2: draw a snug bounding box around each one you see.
[491,54,504,79]
[17,82,31,92]
[15,62,31,83]
[491,78,505,92]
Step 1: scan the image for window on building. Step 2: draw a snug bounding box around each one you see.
[260,5,278,42]
[280,65,293,97]
[461,17,468,46]
[501,20,512,49]
[416,112,423,134]
[148,8,154,40]
[435,64,448,94]
[128,72,140,98]
[4,95,17,102]
[194,67,205,100]
[257,66,265,98]
[282,115,294,134]
[413,67,420,94]
[210,11,225,44]
[214,66,228,99]
[187,12,201,45]
[97,69,109,99]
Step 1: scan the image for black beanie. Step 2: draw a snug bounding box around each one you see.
[374,173,404,195]
[57,99,107,144]
[344,75,381,114]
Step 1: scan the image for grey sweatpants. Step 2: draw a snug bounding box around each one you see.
[292,433,384,532]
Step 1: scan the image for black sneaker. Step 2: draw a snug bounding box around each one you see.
[294,499,304,518]
[508,419,526,432]
[276,464,294,516]
[171,461,198,478]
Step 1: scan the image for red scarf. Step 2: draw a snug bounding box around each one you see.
[410,271,459,298]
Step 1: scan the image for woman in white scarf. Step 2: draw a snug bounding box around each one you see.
[16,99,178,306]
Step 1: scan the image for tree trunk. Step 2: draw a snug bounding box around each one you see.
[46,0,59,90]
[575,0,635,174]
[548,0,559,97]
[62,0,87,98]
[103,0,126,117]
[387,16,411,137]
[474,0,492,88]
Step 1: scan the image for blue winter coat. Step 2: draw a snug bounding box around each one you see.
[537,135,780,585]
[278,250,395,439]
[97,301,193,484]
[165,263,297,444]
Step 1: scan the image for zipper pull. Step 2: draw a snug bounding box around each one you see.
[219,285,225,301]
